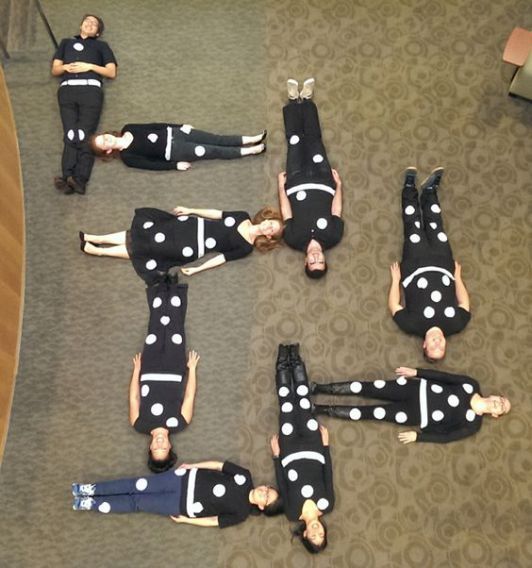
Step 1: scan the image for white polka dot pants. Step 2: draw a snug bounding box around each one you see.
[171,128,243,161]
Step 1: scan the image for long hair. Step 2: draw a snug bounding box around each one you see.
[89,131,123,160]
[252,207,284,252]
[291,520,328,554]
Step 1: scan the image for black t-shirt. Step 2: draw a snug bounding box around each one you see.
[121,124,183,170]
[54,36,117,82]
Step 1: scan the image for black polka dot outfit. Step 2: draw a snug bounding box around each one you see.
[128,209,253,284]
[134,281,189,435]
[54,36,117,188]
[282,101,344,252]
[313,369,482,444]
[274,354,335,522]
[82,461,254,527]
[394,180,471,337]
[119,124,245,170]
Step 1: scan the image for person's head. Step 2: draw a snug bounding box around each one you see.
[292,519,328,553]
[79,14,104,38]
[252,207,284,252]
[423,327,447,361]
[89,132,122,159]
[305,241,327,279]
[484,395,511,418]
[147,429,177,473]
[249,485,280,512]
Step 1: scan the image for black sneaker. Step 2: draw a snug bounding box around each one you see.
[67,176,86,195]
[54,176,74,194]
[420,167,444,192]
[403,167,417,188]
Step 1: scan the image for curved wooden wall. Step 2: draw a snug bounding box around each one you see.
[0,64,25,464]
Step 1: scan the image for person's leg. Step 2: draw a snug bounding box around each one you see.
[178,125,259,146]
[300,100,334,184]
[312,377,419,401]
[57,88,79,182]
[401,167,426,261]
[314,401,420,424]
[420,171,453,256]
[82,242,130,258]
[83,230,127,244]
[283,101,305,185]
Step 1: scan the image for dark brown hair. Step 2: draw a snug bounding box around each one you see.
[252,207,284,252]
[80,14,105,36]
[89,131,123,160]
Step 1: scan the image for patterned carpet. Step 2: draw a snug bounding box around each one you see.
[0,0,531,567]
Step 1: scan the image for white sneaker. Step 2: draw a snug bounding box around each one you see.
[287,79,299,100]
[300,78,315,100]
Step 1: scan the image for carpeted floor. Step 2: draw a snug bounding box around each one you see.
[0,1,531,567]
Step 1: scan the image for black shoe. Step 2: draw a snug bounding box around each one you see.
[259,129,267,143]
[54,176,74,194]
[79,231,85,242]
[276,344,290,368]
[288,343,301,365]
[420,167,444,192]
[403,167,417,188]
[309,381,318,395]
[67,176,86,195]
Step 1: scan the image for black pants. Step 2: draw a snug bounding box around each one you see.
[283,100,334,188]
[57,85,103,187]
[171,127,243,161]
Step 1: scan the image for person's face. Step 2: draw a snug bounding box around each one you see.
[260,219,282,239]
[80,16,100,38]
[423,328,447,360]
[486,395,511,418]
[304,518,325,547]
[305,250,325,272]
[150,431,171,461]
[252,485,279,510]
[95,134,117,153]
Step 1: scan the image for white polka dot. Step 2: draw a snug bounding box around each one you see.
[194,145,206,157]
[396,376,407,386]
[296,191,307,201]
[307,418,319,431]
[160,316,170,326]
[463,384,474,394]
[374,380,386,389]
[141,385,150,397]
[423,306,435,318]
[466,409,476,422]
[175,468,186,476]
[349,408,361,420]
[146,259,157,271]
[417,277,428,289]
[182,247,194,257]
[288,469,298,481]
[224,216,236,227]
[154,232,166,243]
[431,204,441,213]
[297,385,309,396]
[410,234,421,243]
[312,154,324,163]
[171,334,183,344]
[316,218,328,230]
[373,407,386,419]
[281,402,293,413]
[415,221,421,228]
[192,502,204,514]
[278,386,290,397]
[431,290,442,303]
[143,221,154,229]
[444,307,456,318]
[234,474,246,486]
[300,398,311,410]
[152,297,162,308]
[350,381,362,393]
[145,334,157,345]
[147,133,158,143]
[282,423,294,436]
[98,502,111,513]
[442,275,451,286]
[395,412,408,423]
[404,205,415,215]
[301,485,314,498]
[67,129,75,141]
[205,237,216,249]
[170,296,181,307]
[448,395,459,407]
[177,216,189,222]
[431,385,443,394]
[135,478,148,491]
[430,222,437,230]
[289,135,300,145]
[73,42,84,51]
[78,129,85,141]
[437,232,448,242]
[151,403,163,416]
[166,417,179,428]
[317,498,329,511]
[432,410,444,421]
[212,484,226,497]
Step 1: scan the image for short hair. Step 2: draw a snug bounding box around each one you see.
[305,264,328,279]
[263,495,284,516]
[252,207,284,252]
[291,520,328,554]
[88,131,122,160]
[147,448,177,473]
[81,14,105,36]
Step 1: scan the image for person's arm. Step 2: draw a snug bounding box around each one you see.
[61,61,117,78]
[388,262,404,315]
[277,172,293,221]
[454,261,470,311]
[121,153,179,171]
[416,423,480,444]
[51,59,70,76]
[179,461,224,471]
[320,427,335,507]
[181,254,226,276]
[172,206,223,219]
[270,435,289,499]
[416,368,476,387]
[180,350,200,424]
[330,169,343,217]
[170,515,219,527]
[128,353,141,425]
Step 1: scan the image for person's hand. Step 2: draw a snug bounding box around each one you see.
[178,463,194,469]
[63,63,78,73]
[454,261,462,278]
[390,262,401,282]
[69,61,92,73]
[270,434,280,457]
[319,424,329,446]
[398,431,417,444]
[187,350,200,369]
[331,169,342,187]
[170,515,186,523]
[395,367,417,378]
[172,205,190,216]
[181,267,197,276]
[278,171,287,188]
[177,161,191,171]
[132,353,142,372]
